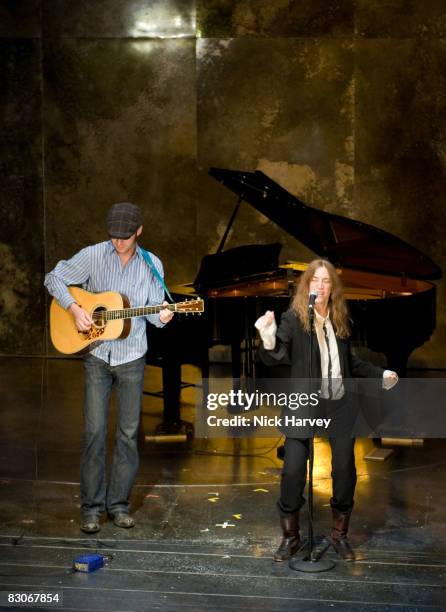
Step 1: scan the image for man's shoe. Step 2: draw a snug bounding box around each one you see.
[80,516,100,534]
[111,513,135,529]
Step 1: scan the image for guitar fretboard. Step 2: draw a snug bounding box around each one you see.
[105,304,176,320]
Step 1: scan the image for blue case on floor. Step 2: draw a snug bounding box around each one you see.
[73,553,104,573]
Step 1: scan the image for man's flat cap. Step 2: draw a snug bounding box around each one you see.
[107,202,143,239]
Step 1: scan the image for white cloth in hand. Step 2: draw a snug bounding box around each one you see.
[254,311,277,350]
[383,370,399,390]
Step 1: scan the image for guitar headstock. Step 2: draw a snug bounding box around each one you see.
[175,298,204,314]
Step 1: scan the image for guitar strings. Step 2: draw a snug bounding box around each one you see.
[90,307,167,321]
[90,301,202,321]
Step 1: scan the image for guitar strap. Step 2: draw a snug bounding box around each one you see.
[139,247,174,303]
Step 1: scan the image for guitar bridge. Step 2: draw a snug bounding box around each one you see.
[79,327,106,341]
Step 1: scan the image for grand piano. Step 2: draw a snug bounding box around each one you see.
[146,167,441,426]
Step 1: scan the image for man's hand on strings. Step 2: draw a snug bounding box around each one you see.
[69,303,94,332]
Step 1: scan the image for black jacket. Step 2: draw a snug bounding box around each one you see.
[258,309,383,380]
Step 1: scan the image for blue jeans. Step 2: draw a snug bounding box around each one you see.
[80,354,146,517]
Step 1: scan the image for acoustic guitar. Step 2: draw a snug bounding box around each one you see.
[50,286,204,354]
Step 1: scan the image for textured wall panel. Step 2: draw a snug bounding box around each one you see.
[43,38,197,288]
[42,0,196,38]
[198,0,354,37]
[0,0,41,38]
[0,39,44,355]
[355,39,446,365]
[197,38,354,265]
[356,0,446,38]
[1,1,446,367]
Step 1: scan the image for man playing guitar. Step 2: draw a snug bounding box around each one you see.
[45,202,174,534]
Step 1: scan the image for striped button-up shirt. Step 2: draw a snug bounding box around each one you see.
[44,240,165,365]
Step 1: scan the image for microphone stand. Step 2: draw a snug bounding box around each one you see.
[289,304,335,573]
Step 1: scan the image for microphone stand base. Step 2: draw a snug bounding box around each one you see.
[289,557,335,573]
[289,536,335,572]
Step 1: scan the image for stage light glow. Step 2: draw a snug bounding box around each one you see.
[131,9,195,39]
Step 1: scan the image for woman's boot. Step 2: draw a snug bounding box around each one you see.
[330,508,355,561]
[274,513,301,562]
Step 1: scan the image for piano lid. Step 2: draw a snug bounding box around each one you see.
[209,167,442,280]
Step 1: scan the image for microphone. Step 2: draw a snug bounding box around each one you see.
[308,291,318,310]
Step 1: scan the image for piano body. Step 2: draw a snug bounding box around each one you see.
[146,168,441,424]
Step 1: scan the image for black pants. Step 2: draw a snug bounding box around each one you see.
[278,436,356,516]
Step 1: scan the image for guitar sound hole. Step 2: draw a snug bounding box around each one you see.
[93,306,107,328]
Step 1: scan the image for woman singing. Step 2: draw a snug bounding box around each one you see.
[255,259,398,562]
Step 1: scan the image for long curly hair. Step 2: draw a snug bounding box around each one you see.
[291,259,350,338]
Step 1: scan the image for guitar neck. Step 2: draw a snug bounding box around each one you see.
[106,304,176,321]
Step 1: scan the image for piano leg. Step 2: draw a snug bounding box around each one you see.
[162,359,181,424]
[231,341,241,379]
[383,349,411,377]
[365,347,415,462]
[230,332,256,380]
[144,359,195,443]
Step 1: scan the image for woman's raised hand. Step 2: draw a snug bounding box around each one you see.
[254,310,277,350]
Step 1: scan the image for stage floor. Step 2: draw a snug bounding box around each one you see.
[0,357,445,611]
